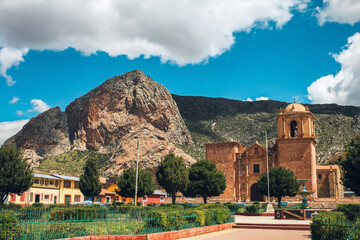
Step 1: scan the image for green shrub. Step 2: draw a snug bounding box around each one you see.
[224,203,244,213]
[2,202,22,211]
[49,207,104,221]
[311,211,358,240]
[16,208,46,221]
[246,205,257,213]
[40,224,88,239]
[184,209,205,226]
[147,203,157,207]
[0,210,20,240]
[31,202,44,208]
[335,204,360,221]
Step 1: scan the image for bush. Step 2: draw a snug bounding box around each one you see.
[31,202,44,208]
[2,202,22,211]
[224,203,244,213]
[335,204,360,221]
[311,211,359,240]
[40,224,88,239]
[49,207,104,221]
[0,210,20,240]
[147,203,156,207]
[246,205,257,213]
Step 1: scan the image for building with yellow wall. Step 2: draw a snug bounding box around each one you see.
[52,174,84,204]
[8,174,61,205]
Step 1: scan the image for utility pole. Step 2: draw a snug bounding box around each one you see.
[134,138,140,206]
[266,131,270,203]
[130,130,146,207]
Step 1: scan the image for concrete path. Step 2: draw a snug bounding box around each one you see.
[235,215,311,225]
[180,228,311,240]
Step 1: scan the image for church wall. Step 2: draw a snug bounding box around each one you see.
[205,142,245,200]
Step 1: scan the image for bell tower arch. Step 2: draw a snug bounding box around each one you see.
[276,101,317,196]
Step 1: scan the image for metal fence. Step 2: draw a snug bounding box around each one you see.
[311,215,360,240]
[2,208,234,240]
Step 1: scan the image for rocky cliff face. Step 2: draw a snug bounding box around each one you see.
[5,70,194,175]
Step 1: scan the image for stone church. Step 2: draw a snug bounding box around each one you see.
[206,102,344,202]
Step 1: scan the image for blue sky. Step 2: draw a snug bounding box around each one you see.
[1,0,360,144]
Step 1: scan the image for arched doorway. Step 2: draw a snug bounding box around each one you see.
[250,183,263,201]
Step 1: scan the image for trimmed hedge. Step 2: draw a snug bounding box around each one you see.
[335,204,360,221]
[311,211,360,240]
[0,210,20,240]
[49,207,106,221]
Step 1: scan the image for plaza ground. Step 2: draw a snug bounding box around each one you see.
[180,228,311,240]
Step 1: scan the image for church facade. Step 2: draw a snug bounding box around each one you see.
[205,102,344,202]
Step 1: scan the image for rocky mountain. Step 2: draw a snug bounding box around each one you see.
[5,70,360,176]
[5,70,195,176]
[172,95,360,164]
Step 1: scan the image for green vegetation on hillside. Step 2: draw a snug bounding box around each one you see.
[36,150,111,176]
[173,95,360,163]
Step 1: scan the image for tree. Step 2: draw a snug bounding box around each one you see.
[116,168,155,200]
[156,153,189,204]
[79,157,102,203]
[0,145,33,206]
[257,167,300,207]
[340,135,360,195]
[183,159,226,203]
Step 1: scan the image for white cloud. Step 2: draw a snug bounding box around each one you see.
[0,119,29,146]
[29,99,50,113]
[0,0,308,82]
[16,110,24,116]
[0,47,28,86]
[307,32,360,106]
[246,98,254,102]
[317,0,360,25]
[9,96,19,104]
[256,96,270,101]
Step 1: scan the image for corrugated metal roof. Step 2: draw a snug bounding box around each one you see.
[153,190,166,196]
[51,174,80,181]
[33,174,60,180]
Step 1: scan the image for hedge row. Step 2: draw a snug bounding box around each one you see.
[311,204,360,240]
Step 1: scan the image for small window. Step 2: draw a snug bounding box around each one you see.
[318,174,322,179]
[255,147,259,155]
[64,181,71,188]
[143,196,148,201]
[44,195,50,200]
[40,179,44,185]
[291,121,298,137]
[254,164,260,174]
[55,180,59,187]
[74,195,81,202]
[160,196,165,202]
[106,196,110,203]
[34,179,39,184]
[49,181,54,185]
[74,182,79,188]
[45,180,49,186]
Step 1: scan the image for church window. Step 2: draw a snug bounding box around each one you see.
[255,147,259,155]
[318,174,322,179]
[290,121,298,137]
[254,164,260,174]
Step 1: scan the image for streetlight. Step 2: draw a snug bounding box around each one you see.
[265,131,270,203]
[129,130,146,206]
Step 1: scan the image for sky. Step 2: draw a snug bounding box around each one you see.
[1,0,360,145]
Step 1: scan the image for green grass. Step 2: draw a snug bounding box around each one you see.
[36,150,111,176]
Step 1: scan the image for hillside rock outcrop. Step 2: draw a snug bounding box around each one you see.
[5,70,194,173]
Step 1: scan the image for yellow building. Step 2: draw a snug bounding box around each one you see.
[8,174,61,205]
[52,174,84,204]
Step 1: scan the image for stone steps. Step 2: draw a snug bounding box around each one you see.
[233,223,310,231]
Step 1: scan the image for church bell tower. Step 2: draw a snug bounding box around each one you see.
[276,101,317,196]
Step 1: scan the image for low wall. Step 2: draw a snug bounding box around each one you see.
[59,223,235,240]
[60,236,146,240]
[147,222,235,240]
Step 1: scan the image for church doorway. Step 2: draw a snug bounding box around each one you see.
[250,183,263,201]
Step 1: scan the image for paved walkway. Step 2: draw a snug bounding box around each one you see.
[235,215,311,225]
[180,228,311,240]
